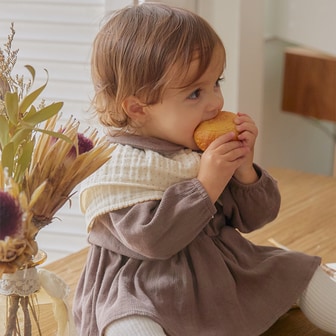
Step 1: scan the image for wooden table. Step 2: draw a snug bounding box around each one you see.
[46,168,336,335]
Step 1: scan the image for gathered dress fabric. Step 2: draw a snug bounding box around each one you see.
[73,134,320,336]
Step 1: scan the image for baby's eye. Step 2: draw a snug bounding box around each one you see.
[188,88,201,100]
[215,77,224,87]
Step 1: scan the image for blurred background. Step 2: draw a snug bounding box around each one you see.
[1,0,335,263]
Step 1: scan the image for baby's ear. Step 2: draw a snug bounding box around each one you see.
[122,96,146,122]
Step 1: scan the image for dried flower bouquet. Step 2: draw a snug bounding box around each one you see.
[0,24,113,276]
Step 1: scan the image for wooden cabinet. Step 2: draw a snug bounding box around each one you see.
[282,47,336,122]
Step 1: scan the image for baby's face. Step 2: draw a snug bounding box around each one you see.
[138,44,225,150]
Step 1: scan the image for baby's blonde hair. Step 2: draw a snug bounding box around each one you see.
[91,2,225,129]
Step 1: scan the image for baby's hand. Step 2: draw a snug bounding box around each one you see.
[235,112,258,151]
[233,113,259,183]
[197,132,249,203]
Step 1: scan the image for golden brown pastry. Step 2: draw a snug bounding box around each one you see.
[194,111,238,151]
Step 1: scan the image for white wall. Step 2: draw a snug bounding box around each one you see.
[261,0,336,176]
[274,0,336,56]
[198,0,240,113]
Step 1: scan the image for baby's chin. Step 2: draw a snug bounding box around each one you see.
[172,139,198,151]
[187,140,202,151]
[169,136,201,151]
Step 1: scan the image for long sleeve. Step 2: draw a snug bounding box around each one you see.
[89,166,281,259]
[89,178,216,260]
[218,165,281,233]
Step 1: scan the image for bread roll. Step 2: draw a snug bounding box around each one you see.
[194,111,238,151]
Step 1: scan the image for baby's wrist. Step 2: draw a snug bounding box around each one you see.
[234,165,258,184]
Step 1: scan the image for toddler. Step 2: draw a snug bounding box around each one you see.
[73,3,336,335]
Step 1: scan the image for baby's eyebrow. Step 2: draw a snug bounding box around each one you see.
[169,66,224,92]
[173,83,202,96]
[171,77,215,94]
[169,81,197,92]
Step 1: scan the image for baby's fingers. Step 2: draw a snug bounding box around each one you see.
[206,131,238,150]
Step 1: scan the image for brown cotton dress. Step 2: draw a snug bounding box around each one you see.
[73,134,321,336]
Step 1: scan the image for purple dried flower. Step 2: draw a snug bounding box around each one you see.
[77,133,94,154]
[0,191,23,240]
[68,133,94,157]
[51,131,94,158]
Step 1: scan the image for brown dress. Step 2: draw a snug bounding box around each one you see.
[73,135,320,336]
